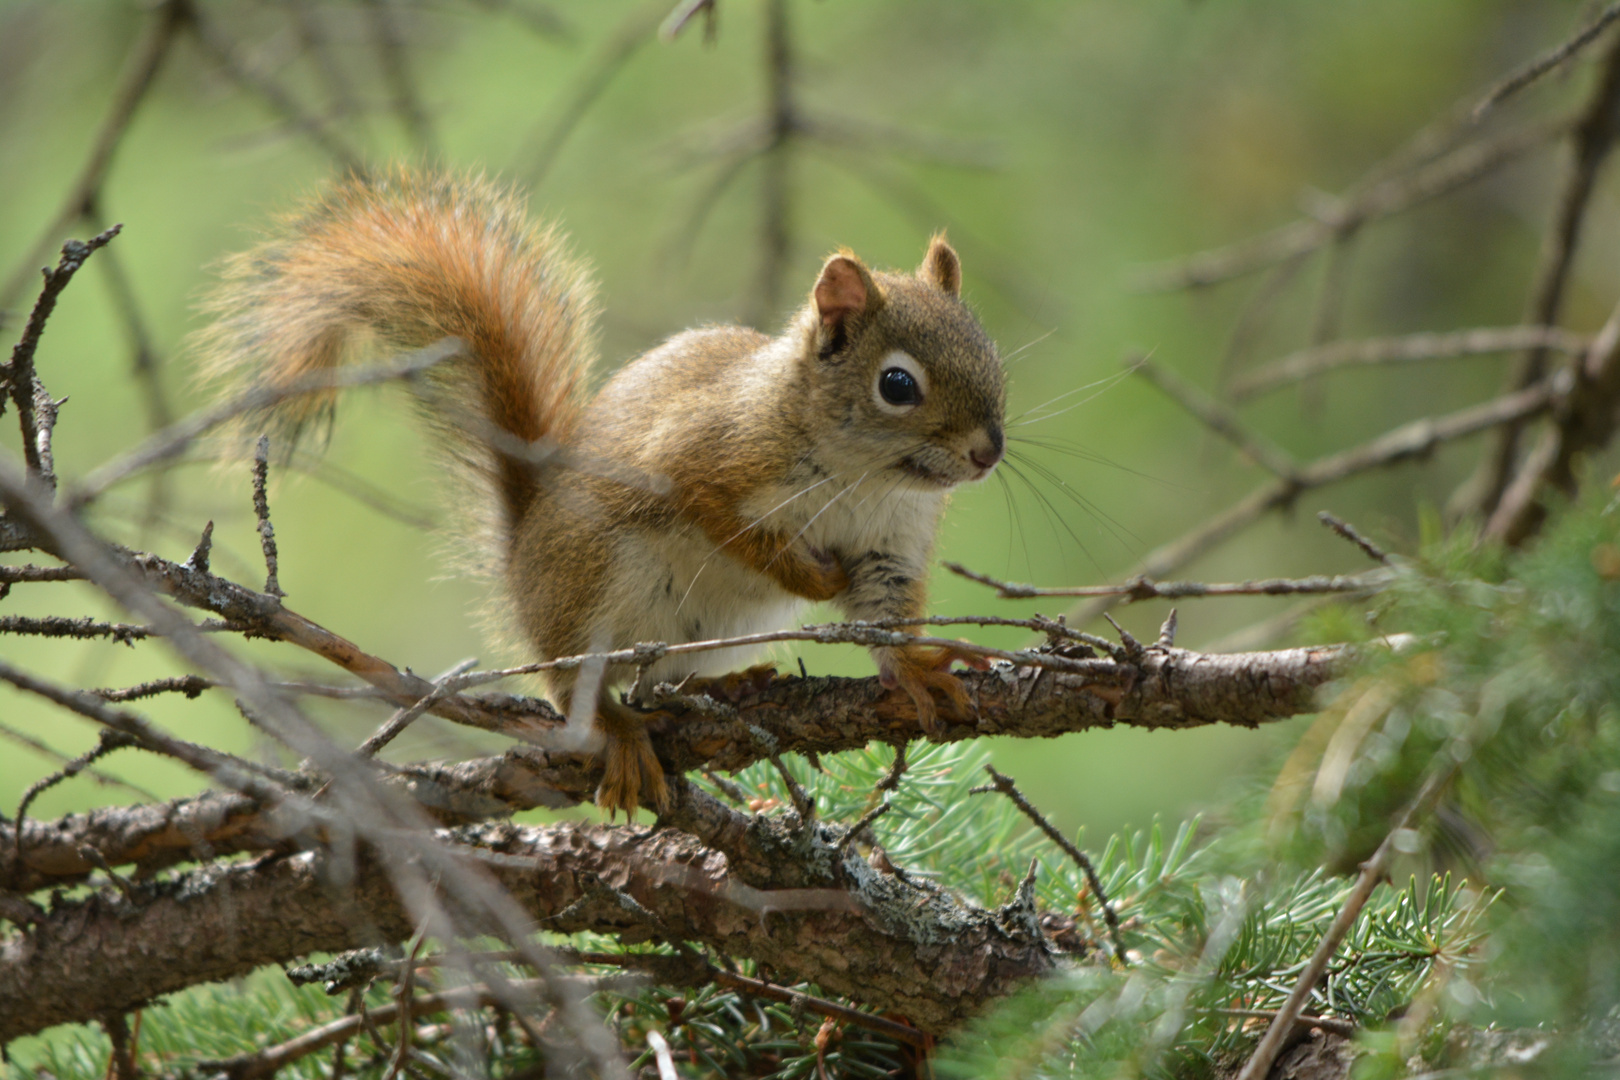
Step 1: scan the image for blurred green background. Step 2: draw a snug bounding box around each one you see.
[1,0,1610,839]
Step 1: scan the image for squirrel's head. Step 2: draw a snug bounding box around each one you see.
[802,235,1005,488]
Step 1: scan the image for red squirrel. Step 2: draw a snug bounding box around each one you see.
[199,167,1006,814]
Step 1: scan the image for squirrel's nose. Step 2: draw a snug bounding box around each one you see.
[968,426,1004,472]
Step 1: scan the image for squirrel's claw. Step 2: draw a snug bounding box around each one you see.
[877,644,977,735]
[595,701,670,819]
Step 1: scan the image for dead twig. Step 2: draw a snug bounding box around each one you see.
[1471,2,1620,121]
[971,765,1125,962]
[0,563,83,584]
[0,2,182,310]
[948,565,1389,602]
[516,0,665,186]
[357,659,480,758]
[14,729,140,871]
[362,0,438,157]
[1317,512,1391,565]
[1066,373,1563,627]
[1131,356,1299,480]
[1486,292,1620,542]
[251,436,284,598]
[3,226,124,490]
[183,2,365,173]
[1203,1007,1359,1040]
[1228,326,1589,401]
[1132,115,1569,293]
[72,339,461,508]
[0,721,159,801]
[0,615,156,644]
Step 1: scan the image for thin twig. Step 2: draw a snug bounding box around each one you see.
[753,0,795,324]
[14,729,139,870]
[1486,292,1620,542]
[0,615,156,644]
[1202,1007,1359,1040]
[0,1,182,310]
[385,924,430,1080]
[1228,326,1588,401]
[72,339,460,507]
[1317,512,1391,565]
[516,0,664,186]
[184,3,365,173]
[1132,116,1569,292]
[875,742,909,793]
[1131,356,1298,480]
[1066,373,1564,626]
[708,968,928,1048]
[358,659,480,758]
[0,721,160,801]
[446,623,1129,689]
[0,563,85,584]
[1471,2,1620,121]
[1469,32,1620,519]
[92,675,214,703]
[971,765,1125,962]
[834,802,890,856]
[363,0,438,156]
[948,565,1389,602]
[768,754,814,821]
[199,981,554,1080]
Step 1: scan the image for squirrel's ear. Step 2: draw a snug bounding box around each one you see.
[813,253,881,341]
[919,233,961,297]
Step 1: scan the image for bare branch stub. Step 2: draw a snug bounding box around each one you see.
[251,435,285,598]
[1317,511,1391,565]
[1130,115,1568,293]
[2,226,123,489]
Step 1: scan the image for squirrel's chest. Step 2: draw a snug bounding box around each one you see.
[747,469,947,558]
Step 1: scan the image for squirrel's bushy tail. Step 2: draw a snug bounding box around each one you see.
[197,167,596,531]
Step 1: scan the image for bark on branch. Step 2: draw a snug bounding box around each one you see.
[0,784,1057,1042]
[2,641,1351,894]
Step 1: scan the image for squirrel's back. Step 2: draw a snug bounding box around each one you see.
[197,167,597,531]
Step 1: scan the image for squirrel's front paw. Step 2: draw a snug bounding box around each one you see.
[875,643,981,735]
[595,703,670,818]
[785,543,849,602]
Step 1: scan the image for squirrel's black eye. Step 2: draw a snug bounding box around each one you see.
[879,366,921,406]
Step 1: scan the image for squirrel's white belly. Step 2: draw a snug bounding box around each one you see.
[597,522,807,688]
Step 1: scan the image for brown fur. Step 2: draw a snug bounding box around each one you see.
[200,169,1006,816]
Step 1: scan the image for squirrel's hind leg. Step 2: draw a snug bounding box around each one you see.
[595,694,669,818]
